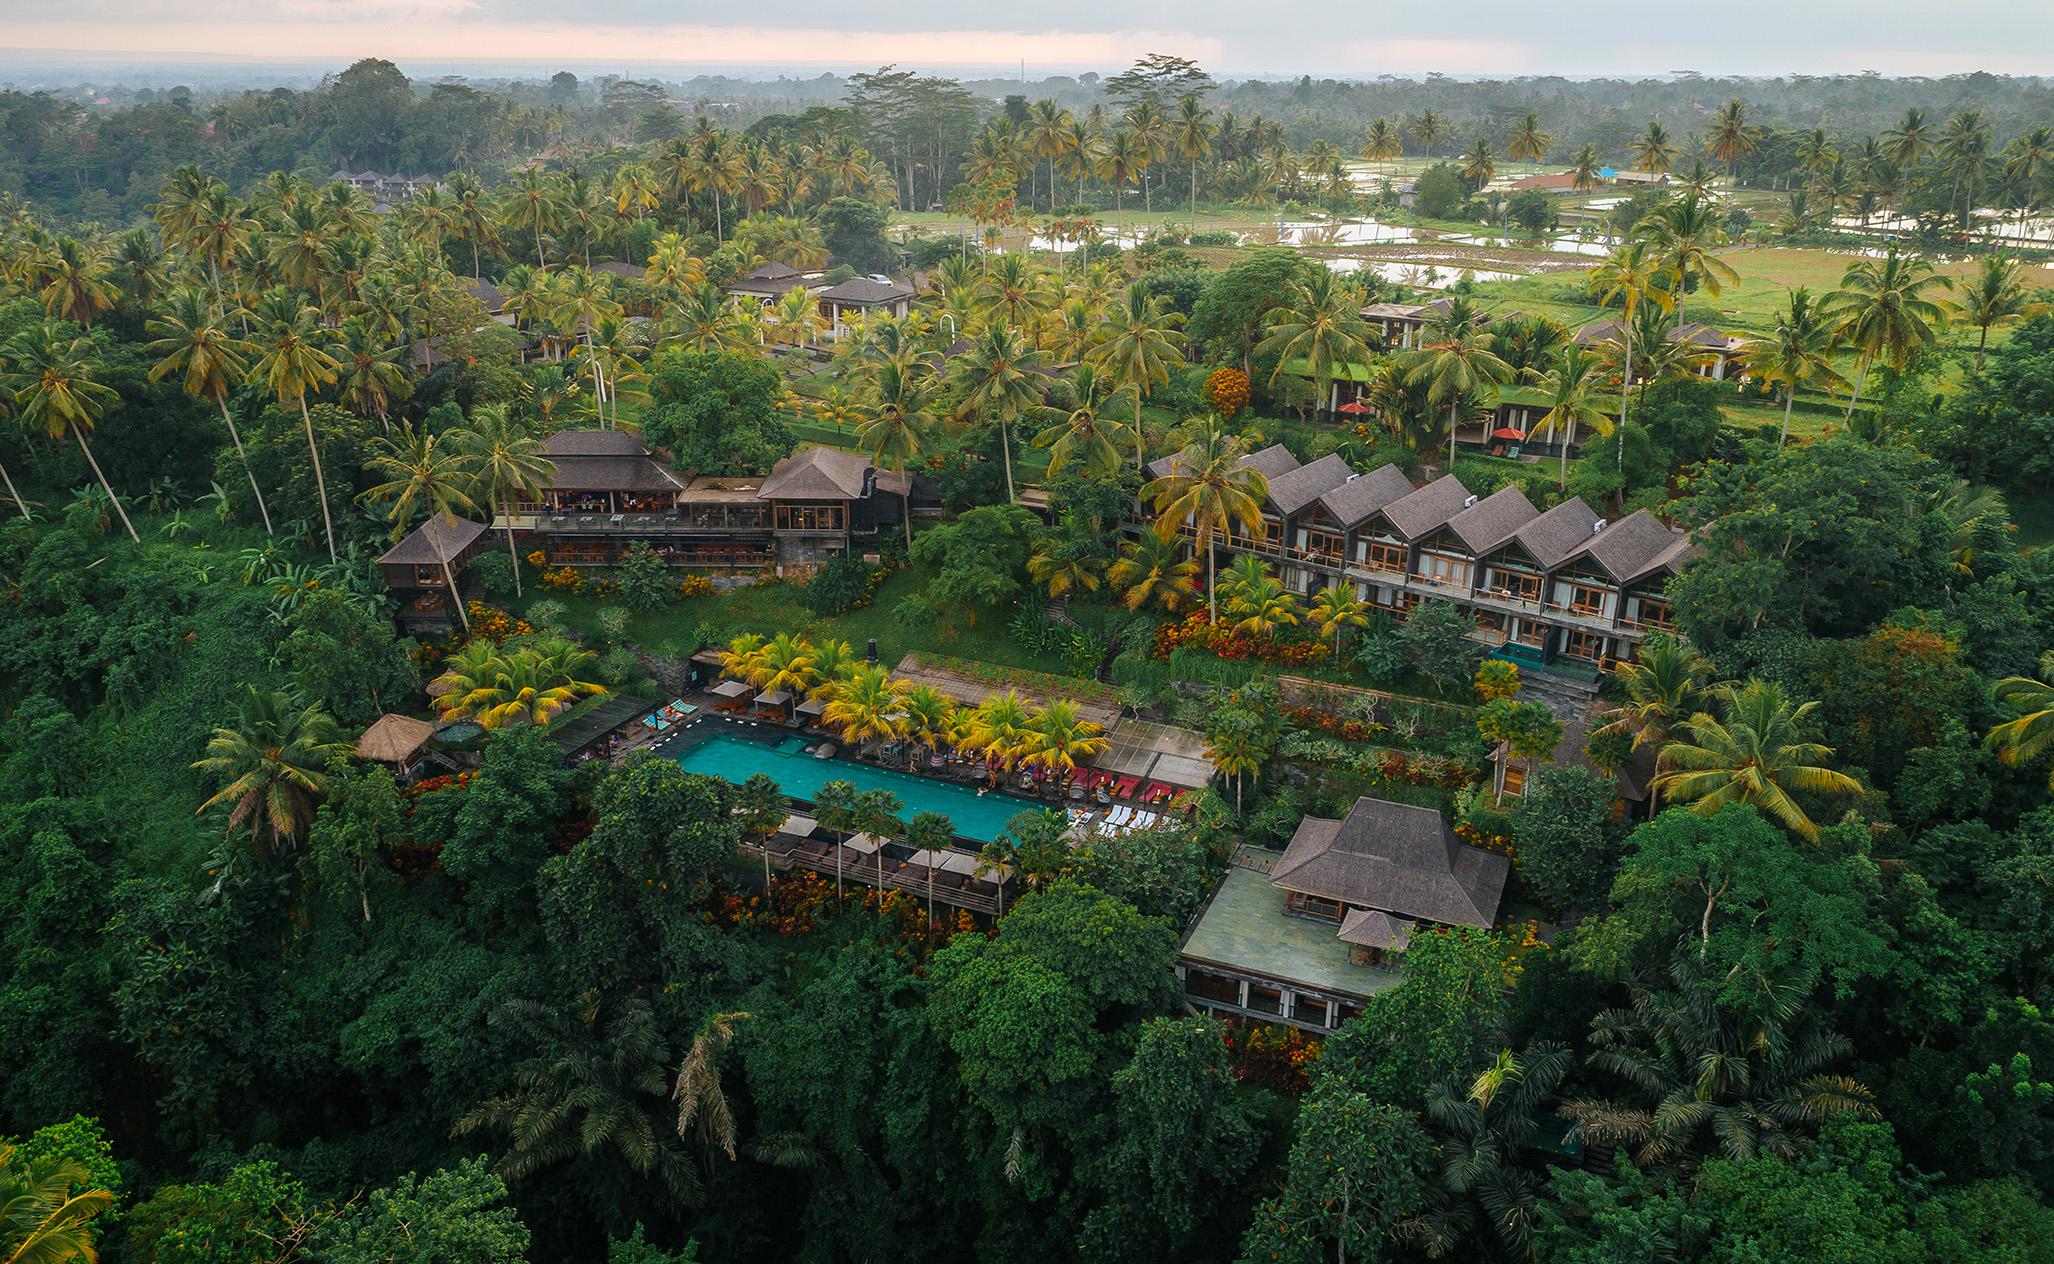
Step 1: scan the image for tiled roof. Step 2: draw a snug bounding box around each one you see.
[1265,453,1356,516]
[594,261,643,280]
[543,429,645,457]
[543,456,686,494]
[1380,473,1473,541]
[1511,496,1605,569]
[1146,442,1300,483]
[816,277,915,304]
[1582,508,1691,583]
[1446,485,1539,555]
[1318,463,1415,527]
[1337,907,1415,950]
[377,514,488,565]
[1272,796,1508,929]
[756,446,873,500]
[1574,317,1734,349]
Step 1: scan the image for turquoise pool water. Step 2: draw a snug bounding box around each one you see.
[668,727,1045,843]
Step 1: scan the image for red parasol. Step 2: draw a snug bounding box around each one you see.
[1491,428,1528,440]
[1335,399,1372,415]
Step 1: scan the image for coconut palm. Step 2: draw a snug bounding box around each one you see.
[456,404,555,598]
[1884,107,1932,169]
[1309,583,1371,656]
[1506,113,1552,164]
[333,316,409,428]
[1530,343,1612,482]
[1142,418,1270,622]
[812,779,860,900]
[0,1144,116,1264]
[900,684,958,771]
[192,685,348,853]
[1702,99,1758,179]
[1401,297,1512,474]
[822,663,906,752]
[1569,144,1601,192]
[1410,109,1445,159]
[1655,678,1863,842]
[948,323,1046,503]
[1958,253,2027,368]
[856,360,933,548]
[1027,534,1104,600]
[1459,139,1497,189]
[1986,669,2054,791]
[903,810,957,927]
[1022,699,1109,780]
[1032,362,1131,479]
[1589,241,1675,472]
[500,167,561,269]
[1590,636,1706,812]
[1217,555,1304,637]
[1938,110,1992,230]
[1108,529,1201,615]
[1823,245,1953,419]
[38,236,119,329]
[1088,282,1187,473]
[3,323,139,542]
[745,631,820,700]
[360,421,480,633]
[1629,121,1676,176]
[1633,194,1740,326]
[1753,287,1851,448]
[248,289,343,560]
[430,638,605,729]
[147,288,273,534]
[960,692,1037,785]
[806,639,858,696]
[1256,267,1372,421]
[1174,94,1218,219]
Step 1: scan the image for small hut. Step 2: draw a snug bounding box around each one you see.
[355,714,438,781]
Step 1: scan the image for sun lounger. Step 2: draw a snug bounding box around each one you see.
[1130,811,1158,830]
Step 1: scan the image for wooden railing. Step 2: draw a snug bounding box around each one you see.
[740,839,1004,916]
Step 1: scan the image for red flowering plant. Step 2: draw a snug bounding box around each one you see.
[1152,612,1328,668]
[1221,1020,1322,1093]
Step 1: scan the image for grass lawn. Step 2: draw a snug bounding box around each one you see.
[1997,483,2054,551]
[505,560,1111,678]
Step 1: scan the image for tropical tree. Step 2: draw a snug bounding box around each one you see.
[1589,636,1705,810]
[1702,98,1759,179]
[1589,241,1674,471]
[1032,362,1131,480]
[500,167,561,268]
[949,323,1045,502]
[1022,699,1109,780]
[1174,94,1218,219]
[1217,554,1304,637]
[147,288,273,533]
[0,1144,115,1264]
[900,683,958,770]
[39,236,119,328]
[744,631,820,699]
[1411,110,1445,159]
[1108,529,1201,615]
[1985,668,2054,790]
[1309,582,1371,656]
[3,323,139,542]
[902,810,956,926]
[812,779,860,900]
[1401,297,1512,473]
[856,360,933,548]
[1089,282,1187,473]
[1655,678,1863,842]
[1459,139,1497,189]
[959,692,1038,785]
[1958,253,2028,367]
[1410,1043,1575,1259]
[1506,113,1552,164]
[1629,121,1676,176]
[1634,194,1740,327]
[1884,107,1932,169]
[1142,418,1270,622]
[456,404,555,598]
[821,663,906,752]
[360,422,480,633]
[1256,267,1372,421]
[1568,144,1601,192]
[1823,245,1953,419]
[1753,287,1851,448]
[333,317,409,428]
[429,639,605,729]
[192,685,348,853]
[1528,343,1611,482]
[248,289,343,560]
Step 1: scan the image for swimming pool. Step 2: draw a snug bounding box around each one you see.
[665,723,1048,843]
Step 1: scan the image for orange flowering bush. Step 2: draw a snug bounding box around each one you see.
[1221,1021,1321,1093]
[1283,704,1381,742]
[463,601,535,641]
[1152,612,1326,667]
[1202,366,1252,419]
[677,574,715,598]
[524,549,548,567]
[541,566,584,592]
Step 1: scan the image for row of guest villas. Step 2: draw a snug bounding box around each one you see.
[1139,442,1692,672]
[376,429,934,632]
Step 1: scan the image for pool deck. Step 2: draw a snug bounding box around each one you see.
[1180,868,1401,1000]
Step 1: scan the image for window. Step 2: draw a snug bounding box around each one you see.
[1417,552,1471,586]
[1563,629,1609,662]
[1184,971,1240,1004]
[1298,527,1344,564]
[1561,581,1611,616]
[1286,891,1346,922]
[1245,983,1284,1016]
[1357,539,1406,573]
[776,504,846,531]
[1632,598,1674,629]
[1487,568,1541,602]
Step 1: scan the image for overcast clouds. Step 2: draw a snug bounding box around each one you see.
[7,0,2050,77]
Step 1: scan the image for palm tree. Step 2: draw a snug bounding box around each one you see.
[1506,113,1552,164]
[248,289,343,560]
[1985,669,2054,791]
[1568,144,1601,192]
[745,632,820,700]
[1959,253,2027,368]
[192,685,347,854]
[822,663,906,753]
[1027,100,1074,211]
[360,422,480,633]
[948,324,1045,503]
[904,810,957,927]
[960,692,1037,786]
[1022,699,1109,782]
[1032,362,1131,480]
[1459,138,1497,189]
[1823,245,1953,420]
[1174,94,1218,221]
[1410,109,1445,159]
[1655,678,1863,842]
[0,1144,115,1264]
[1108,529,1201,615]
[1590,241,1674,472]
[1309,582,1370,656]
[1588,636,1705,811]
[1563,950,1876,1166]
[900,684,957,771]
[446,172,498,279]
[500,167,561,269]
[146,288,272,533]
[1702,98,1758,180]
[1089,282,1187,473]
[1411,1043,1575,1260]
[1629,121,1676,176]
[857,361,933,548]
[457,404,555,598]
[1218,555,1304,637]
[1884,107,1932,170]
[1754,287,1851,448]
[430,639,605,729]
[1256,267,1372,421]
[3,323,139,542]
[1633,194,1740,328]
[1938,110,1993,230]
[38,236,119,330]
[1531,344,1612,482]
[1142,419,1270,622]
[333,316,408,428]
[1402,297,1512,474]
[808,779,863,901]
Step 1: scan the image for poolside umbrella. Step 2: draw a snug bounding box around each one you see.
[1336,399,1371,415]
[709,679,751,700]
[1491,427,1527,440]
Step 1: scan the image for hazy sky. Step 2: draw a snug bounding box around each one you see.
[8,0,2051,78]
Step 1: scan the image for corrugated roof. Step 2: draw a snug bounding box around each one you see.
[1381,473,1473,541]
[1271,796,1507,928]
[1318,463,1416,527]
[377,515,488,565]
[1265,453,1357,516]
[1446,485,1539,554]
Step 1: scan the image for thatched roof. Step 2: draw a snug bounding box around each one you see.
[356,714,437,763]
